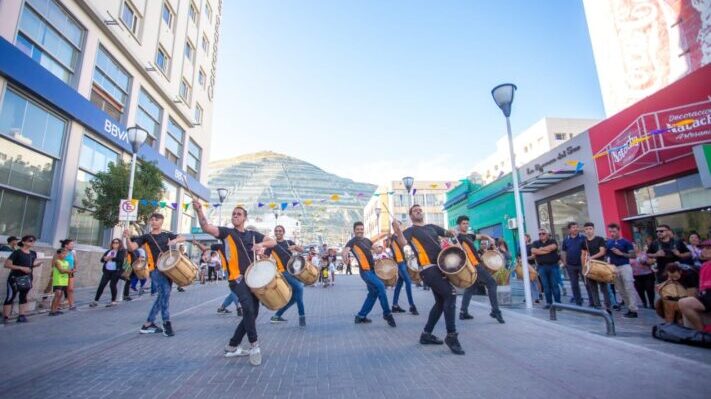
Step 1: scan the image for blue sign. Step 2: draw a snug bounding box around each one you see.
[0,37,210,199]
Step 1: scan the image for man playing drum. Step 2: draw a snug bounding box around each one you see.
[267,225,306,327]
[388,235,419,315]
[581,222,611,314]
[455,216,505,324]
[124,212,187,337]
[393,205,465,355]
[194,202,276,366]
[342,222,395,327]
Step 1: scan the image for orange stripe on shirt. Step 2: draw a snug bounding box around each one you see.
[143,244,155,271]
[391,240,404,263]
[411,238,431,266]
[272,252,285,272]
[225,235,241,281]
[353,245,371,271]
[461,241,480,266]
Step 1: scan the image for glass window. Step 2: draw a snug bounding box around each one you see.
[68,207,103,246]
[194,104,203,124]
[536,188,589,241]
[184,41,195,62]
[73,169,93,208]
[187,139,201,178]
[0,137,54,196]
[633,174,710,215]
[179,79,191,102]
[198,69,206,87]
[155,47,169,73]
[0,89,66,158]
[135,89,162,147]
[165,118,184,165]
[93,46,131,107]
[0,188,45,237]
[78,136,118,175]
[161,3,173,28]
[204,2,213,22]
[188,3,197,23]
[201,35,209,53]
[121,1,138,34]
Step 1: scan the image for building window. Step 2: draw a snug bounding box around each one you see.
[91,46,131,121]
[0,136,56,197]
[536,188,589,241]
[204,2,213,22]
[631,174,708,216]
[16,0,85,84]
[188,2,198,24]
[155,47,169,73]
[198,68,206,87]
[179,79,191,102]
[165,118,184,166]
[554,133,567,141]
[121,1,139,34]
[135,89,162,148]
[184,41,195,62]
[187,139,201,178]
[201,34,209,53]
[194,103,203,124]
[0,188,46,238]
[161,3,173,29]
[0,89,67,158]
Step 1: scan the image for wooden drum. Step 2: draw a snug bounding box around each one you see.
[514,260,538,282]
[156,250,197,287]
[287,255,319,286]
[437,246,477,289]
[481,250,506,274]
[374,258,399,287]
[132,259,150,280]
[246,259,292,311]
[584,260,617,283]
[403,245,422,284]
[655,280,689,323]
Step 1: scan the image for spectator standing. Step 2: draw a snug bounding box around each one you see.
[0,236,20,252]
[647,224,691,283]
[531,228,561,308]
[561,222,591,306]
[3,235,43,323]
[605,224,638,318]
[49,248,71,316]
[581,222,611,313]
[60,239,78,310]
[90,239,125,307]
[631,243,655,308]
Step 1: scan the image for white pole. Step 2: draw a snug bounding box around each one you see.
[505,116,533,309]
[127,152,137,202]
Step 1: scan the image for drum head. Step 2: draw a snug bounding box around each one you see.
[438,247,466,273]
[132,259,147,269]
[246,260,277,288]
[482,251,505,271]
[287,255,306,274]
[156,250,180,272]
[406,257,419,272]
[375,259,398,278]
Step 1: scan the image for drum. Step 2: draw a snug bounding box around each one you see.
[374,259,399,287]
[246,259,292,311]
[583,260,617,283]
[156,250,197,287]
[287,255,319,286]
[437,246,477,289]
[481,250,506,273]
[132,259,150,280]
[514,261,538,282]
[655,280,689,323]
[403,245,422,283]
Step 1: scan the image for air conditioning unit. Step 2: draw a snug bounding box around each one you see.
[507,218,517,229]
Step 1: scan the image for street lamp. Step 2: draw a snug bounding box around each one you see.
[491,83,533,309]
[216,187,229,226]
[402,176,414,223]
[125,126,148,202]
[375,206,382,234]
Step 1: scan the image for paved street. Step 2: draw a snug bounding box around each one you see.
[1,275,710,399]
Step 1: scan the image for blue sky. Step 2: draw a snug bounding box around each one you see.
[210,0,605,185]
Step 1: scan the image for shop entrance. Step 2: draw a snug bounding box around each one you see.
[628,208,711,248]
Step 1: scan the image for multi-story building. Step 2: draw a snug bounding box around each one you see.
[363,180,449,239]
[472,117,599,184]
[0,0,221,247]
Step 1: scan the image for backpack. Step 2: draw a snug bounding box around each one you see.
[652,322,711,348]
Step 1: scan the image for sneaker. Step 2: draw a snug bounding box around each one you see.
[89,301,98,308]
[162,321,174,337]
[623,311,638,318]
[69,306,77,311]
[131,287,138,293]
[445,333,465,355]
[249,346,262,366]
[16,315,28,323]
[490,310,505,324]
[391,304,406,313]
[354,315,372,324]
[106,302,118,307]
[419,332,444,345]
[384,314,397,328]
[224,345,250,357]
[612,304,621,311]
[270,315,287,323]
[139,323,163,334]
[123,296,132,301]
[237,307,243,317]
[48,312,59,316]
[299,315,306,327]
[409,305,419,315]
[177,287,185,292]
[217,307,231,314]
[459,312,473,320]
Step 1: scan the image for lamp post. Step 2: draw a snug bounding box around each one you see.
[402,176,414,223]
[375,206,382,234]
[125,127,148,202]
[216,188,228,226]
[491,83,533,309]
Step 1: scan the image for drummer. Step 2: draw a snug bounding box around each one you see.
[388,236,419,315]
[342,222,395,327]
[194,202,275,366]
[455,216,504,323]
[124,213,187,337]
[266,225,306,327]
[393,204,465,355]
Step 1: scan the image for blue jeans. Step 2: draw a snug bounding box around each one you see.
[554,266,565,292]
[537,264,561,305]
[147,270,171,323]
[358,270,391,317]
[276,271,305,317]
[221,291,240,309]
[393,262,414,307]
[130,275,146,290]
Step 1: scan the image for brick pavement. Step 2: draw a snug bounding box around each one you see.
[1,275,710,399]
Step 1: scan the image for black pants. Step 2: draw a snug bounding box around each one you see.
[566,265,593,305]
[4,277,30,305]
[461,265,499,313]
[634,273,655,307]
[229,278,260,345]
[421,267,457,334]
[122,272,135,298]
[95,270,120,302]
[346,265,352,275]
[208,267,216,281]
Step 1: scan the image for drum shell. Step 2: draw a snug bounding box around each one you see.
[287,256,319,286]
[407,263,422,284]
[514,261,538,282]
[583,260,617,283]
[374,259,399,287]
[655,280,688,322]
[437,247,477,289]
[246,262,293,311]
[481,250,505,274]
[132,259,150,280]
[156,251,197,287]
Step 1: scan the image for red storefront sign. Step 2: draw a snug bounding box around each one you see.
[657,102,711,146]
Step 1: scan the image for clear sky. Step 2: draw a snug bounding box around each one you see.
[210,0,605,186]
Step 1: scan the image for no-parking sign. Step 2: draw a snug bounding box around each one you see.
[119,199,139,222]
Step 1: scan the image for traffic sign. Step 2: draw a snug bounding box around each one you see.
[119,199,139,222]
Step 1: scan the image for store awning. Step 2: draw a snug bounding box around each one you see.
[515,170,582,193]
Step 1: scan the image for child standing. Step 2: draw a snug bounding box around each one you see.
[50,249,71,316]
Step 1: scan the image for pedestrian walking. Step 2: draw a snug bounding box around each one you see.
[90,238,125,307]
[631,243,655,308]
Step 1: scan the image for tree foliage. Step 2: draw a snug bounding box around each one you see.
[83,160,164,228]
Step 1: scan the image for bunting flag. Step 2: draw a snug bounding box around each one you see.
[257,202,265,208]
[268,202,277,209]
[575,162,584,172]
[170,202,177,209]
[159,201,166,208]
[304,199,313,206]
[429,183,438,189]
[330,194,340,201]
[140,199,148,206]
[292,201,300,207]
[280,202,288,210]
[445,182,452,189]
[412,188,417,196]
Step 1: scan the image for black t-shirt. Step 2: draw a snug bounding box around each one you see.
[583,236,606,259]
[648,239,690,270]
[217,227,265,280]
[130,232,178,271]
[532,239,560,265]
[345,237,374,272]
[265,239,295,272]
[7,249,38,278]
[403,224,447,266]
[457,233,482,266]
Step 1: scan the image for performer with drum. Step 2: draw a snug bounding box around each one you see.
[342,222,396,327]
[388,235,419,315]
[267,225,306,327]
[581,222,611,313]
[124,213,187,337]
[194,202,275,366]
[194,241,243,316]
[455,216,505,323]
[393,204,465,355]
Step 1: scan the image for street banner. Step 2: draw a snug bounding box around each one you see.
[119,199,139,222]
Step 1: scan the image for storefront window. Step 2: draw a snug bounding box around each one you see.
[536,188,589,241]
[0,89,66,158]
[632,174,710,216]
[0,188,44,237]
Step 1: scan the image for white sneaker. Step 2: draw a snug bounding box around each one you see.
[224,345,250,358]
[249,346,262,366]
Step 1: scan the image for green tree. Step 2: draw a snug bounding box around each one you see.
[83,160,165,227]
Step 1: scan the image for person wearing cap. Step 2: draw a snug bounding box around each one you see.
[678,240,711,332]
[0,236,19,253]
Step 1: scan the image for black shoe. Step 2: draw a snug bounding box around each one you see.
[419,332,444,345]
[123,296,132,301]
[623,311,638,318]
[445,333,465,355]
[605,309,612,316]
[354,315,372,324]
[490,311,505,324]
[177,287,185,292]
[237,307,243,317]
[217,307,231,314]
[299,316,306,327]
[391,304,406,313]
[271,315,288,323]
[139,323,163,334]
[409,305,419,315]
[16,315,28,323]
[459,312,473,320]
[612,304,621,311]
[163,321,174,337]
[384,314,397,327]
